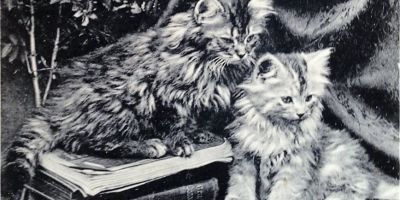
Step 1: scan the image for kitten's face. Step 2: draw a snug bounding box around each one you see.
[240,49,332,123]
[194,0,274,64]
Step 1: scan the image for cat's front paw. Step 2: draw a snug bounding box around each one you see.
[143,139,168,158]
[169,136,195,157]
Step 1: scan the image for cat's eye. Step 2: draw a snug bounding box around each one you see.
[220,37,234,43]
[305,95,313,102]
[281,96,293,104]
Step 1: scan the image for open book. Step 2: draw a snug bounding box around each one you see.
[39,137,233,197]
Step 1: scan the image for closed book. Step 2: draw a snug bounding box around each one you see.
[29,170,83,200]
[133,178,218,200]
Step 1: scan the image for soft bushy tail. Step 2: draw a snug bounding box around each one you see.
[2,110,54,197]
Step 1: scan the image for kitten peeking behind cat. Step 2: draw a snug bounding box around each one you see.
[226,49,398,200]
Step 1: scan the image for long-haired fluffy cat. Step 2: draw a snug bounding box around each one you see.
[225,49,399,200]
[3,0,275,196]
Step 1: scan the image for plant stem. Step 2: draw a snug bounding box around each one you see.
[29,0,42,107]
[24,51,32,74]
[42,4,62,105]
[155,0,181,28]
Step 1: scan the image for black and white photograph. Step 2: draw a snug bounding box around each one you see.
[1,0,399,199]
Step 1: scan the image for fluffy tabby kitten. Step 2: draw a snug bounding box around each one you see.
[226,49,398,200]
[3,0,275,195]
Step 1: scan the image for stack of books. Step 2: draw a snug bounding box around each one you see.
[25,136,233,200]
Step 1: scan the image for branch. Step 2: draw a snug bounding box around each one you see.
[29,0,42,107]
[324,85,399,160]
[24,51,32,74]
[42,4,62,106]
[155,0,181,28]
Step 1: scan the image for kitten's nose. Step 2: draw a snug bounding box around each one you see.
[235,45,246,59]
[237,52,246,58]
[297,113,305,119]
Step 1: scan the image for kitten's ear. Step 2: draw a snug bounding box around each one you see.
[302,48,333,77]
[194,0,225,24]
[254,53,286,79]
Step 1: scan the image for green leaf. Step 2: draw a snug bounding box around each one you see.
[1,43,13,58]
[88,13,98,19]
[5,0,17,10]
[130,2,142,14]
[73,10,83,18]
[8,49,19,63]
[19,53,26,63]
[8,34,18,45]
[82,16,90,26]
[50,0,71,4]
[50,0,61,4]
[102,0,113,10]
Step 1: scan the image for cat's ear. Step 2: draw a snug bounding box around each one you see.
[302,48,333,77]
[194,0,225,24]
[254,53,287,80]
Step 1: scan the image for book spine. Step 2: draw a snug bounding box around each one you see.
[133,178,219,200]
[29,170,83,200]
[30,177,71,200]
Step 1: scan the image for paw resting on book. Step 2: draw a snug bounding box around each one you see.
[165,134,195,157]
[143,139,168,158]
[171,137,195,157]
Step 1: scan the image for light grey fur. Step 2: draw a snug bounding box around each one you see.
[226,49,398,200]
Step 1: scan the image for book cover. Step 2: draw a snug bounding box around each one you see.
[30,170,84,200]
[132,178,219,200]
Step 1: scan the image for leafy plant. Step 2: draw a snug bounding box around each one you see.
[2,0,185,107]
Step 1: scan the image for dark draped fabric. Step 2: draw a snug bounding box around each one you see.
[272,0,399,177]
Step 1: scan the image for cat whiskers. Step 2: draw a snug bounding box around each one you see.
[210,57,225,67]
[210,56,228,78]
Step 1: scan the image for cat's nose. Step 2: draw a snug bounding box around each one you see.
[297,113,305,119]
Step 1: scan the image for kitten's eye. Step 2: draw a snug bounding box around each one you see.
[246,35,259,43]
[305,95,313,102]
[281,96,293,104]
[259,76,267,82]
[220,37,234,43]
[246,35,254,43]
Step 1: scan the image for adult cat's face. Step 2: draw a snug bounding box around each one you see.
[239,49,332,122]
[194,0,274,65]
